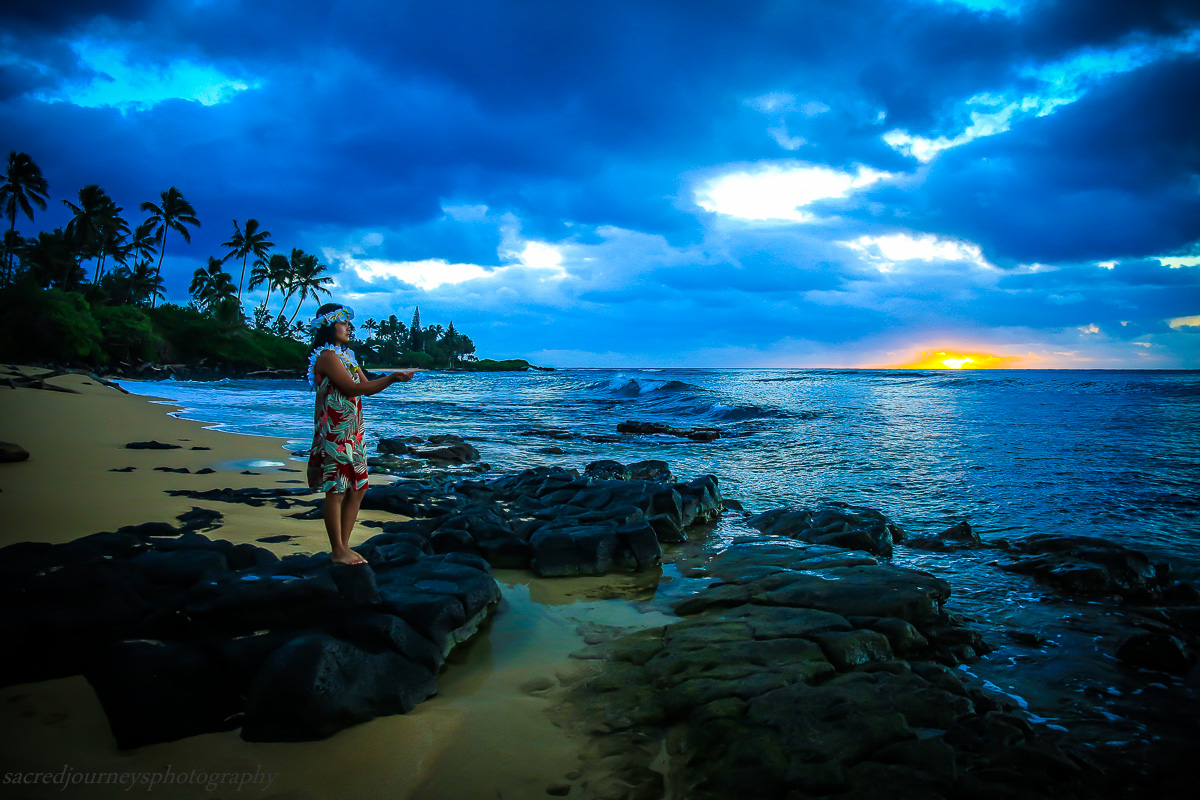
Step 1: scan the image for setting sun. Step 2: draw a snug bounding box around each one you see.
[891,350,1022,369]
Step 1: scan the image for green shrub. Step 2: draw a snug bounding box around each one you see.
[399,350,435,369]
[463,358,532,372]
[27,288,105,362]
[145,304,216,363]
[93,304,162,364]
[147,303,307,369]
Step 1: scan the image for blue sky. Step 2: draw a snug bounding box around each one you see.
[3,0,1198,367]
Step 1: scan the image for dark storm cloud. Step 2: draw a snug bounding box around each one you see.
[1022,0,1200,54]
[1,0,1197,365]
[0,0,156,30]
[906,55,1200,265]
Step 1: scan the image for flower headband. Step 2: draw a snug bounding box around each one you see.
[307,305,355,334]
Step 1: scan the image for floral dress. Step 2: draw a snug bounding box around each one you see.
[307,347,369,494]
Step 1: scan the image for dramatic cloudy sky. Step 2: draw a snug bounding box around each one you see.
[3,0,1199,367]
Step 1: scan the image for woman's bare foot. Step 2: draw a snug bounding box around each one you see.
[331,548,366,566]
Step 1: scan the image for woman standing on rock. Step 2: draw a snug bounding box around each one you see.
[307,303,413,565]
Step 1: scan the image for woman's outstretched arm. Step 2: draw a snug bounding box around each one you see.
[315,350,413,397]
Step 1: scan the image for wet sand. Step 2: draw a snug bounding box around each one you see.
[0,369,667,799]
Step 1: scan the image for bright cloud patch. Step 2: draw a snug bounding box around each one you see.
[1168,315,1200,329]
[695,164,891,222]
[36,39,257,110]
[517,240,565,274]
[351,258,495,290]
[841,233,992,271]
[340,237,566,291]
[1158,255,1200,269]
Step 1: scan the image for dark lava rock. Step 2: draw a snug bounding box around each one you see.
[628,459,674,483]
[747,502,906,558]
[906,520,985,551]
[175,510,223,534]
[124,440,182,450]
[361,481,465,518]
[242,633,438,741]
[555,540,1105,800]
[416,441,480,464]
[87,639,242,749]
[519,428,576,441]
[362,461,720,577]
[617,420,721,442]
[0,441,30,462]
[676,541,952,630]
[998,534,1174,601]
[166,486,315,509]
[379,434,480,464]
[0,523,501,747]
[585,460,631,480]
[1116,632,1197,676]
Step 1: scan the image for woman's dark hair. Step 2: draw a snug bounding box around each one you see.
[310,303,348,349]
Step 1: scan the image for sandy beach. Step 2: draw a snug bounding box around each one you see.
[0,368,663,799]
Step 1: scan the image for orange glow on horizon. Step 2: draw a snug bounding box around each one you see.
[890,350,1023,369]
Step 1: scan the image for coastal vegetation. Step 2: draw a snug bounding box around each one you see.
[0,151,516,373]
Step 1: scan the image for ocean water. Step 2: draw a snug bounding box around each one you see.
[122,368,1200,576]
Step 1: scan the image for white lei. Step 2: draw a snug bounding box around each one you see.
[307,345,361,389]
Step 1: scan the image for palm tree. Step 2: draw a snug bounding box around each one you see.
[248,251,291,311]
[221,218,273,303]
[1,151,50,282]
[141,187,200,306]
[362,318,379,339]
[275,248,309,320]
[2,230,24,277]
[62,185,127,282]
[20,228,80,289]
[129,220,158,266]
[91,206,131,284]
[190,256,239,317]
[286,250,333,324]
[126,259,165,307]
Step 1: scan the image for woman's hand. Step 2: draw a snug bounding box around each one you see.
[316,351,410,397]
[391,370,416,383]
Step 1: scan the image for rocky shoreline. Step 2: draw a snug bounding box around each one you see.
[550,531,1198,799]
[2,421,1197,796]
